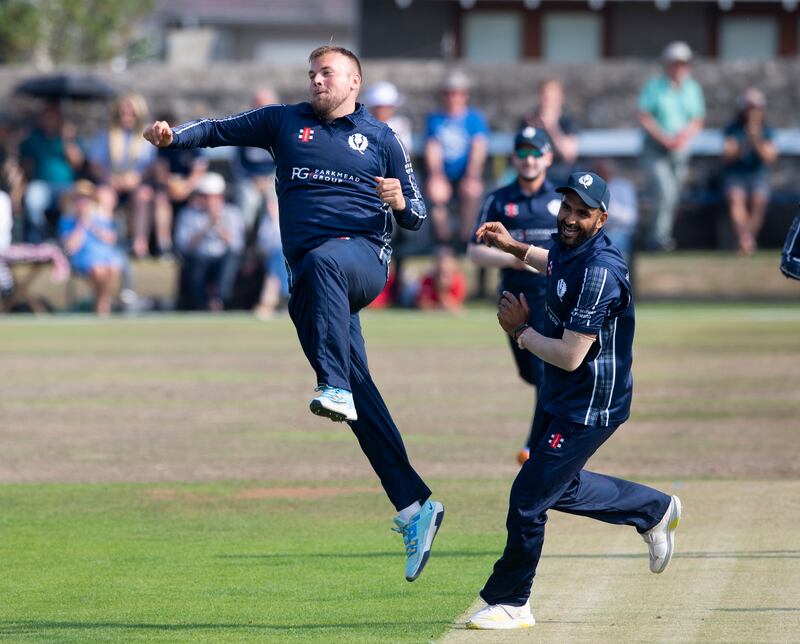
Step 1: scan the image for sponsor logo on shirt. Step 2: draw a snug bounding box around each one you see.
[504,203,520,218]
[298,127,315,143]
[291,167,361,183]
[348,133,369,154]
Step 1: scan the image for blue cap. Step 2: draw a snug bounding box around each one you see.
[514,126,552,153]
[556,172,611,212]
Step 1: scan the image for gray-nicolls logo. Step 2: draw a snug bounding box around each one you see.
[348,133,369,154]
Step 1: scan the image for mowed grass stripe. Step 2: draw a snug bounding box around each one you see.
[441,480,800,643]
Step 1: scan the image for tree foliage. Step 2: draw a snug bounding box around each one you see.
[0,0,155,65]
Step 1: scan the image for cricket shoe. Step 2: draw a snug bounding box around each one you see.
[642,495,682,573]
[392,500,445,582]
[309,386,357,422]
[466,601,535,630]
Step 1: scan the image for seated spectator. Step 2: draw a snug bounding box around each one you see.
[521,78,579,185]
[252,208,289,319]
[364,81,413,152]
[58,180,125,315]
[87,93,160,258]
[174,172,245,311]
[231,88,279,235]
[417,246,467,312]
[722,88,777,255]
[424,70,489,247]
[20,102,84,242]
[594,159,639,261]
[151,114,209,252]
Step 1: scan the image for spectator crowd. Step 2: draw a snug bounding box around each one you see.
[0,41,783,315]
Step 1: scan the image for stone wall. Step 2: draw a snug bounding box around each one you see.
[2,58,799,131]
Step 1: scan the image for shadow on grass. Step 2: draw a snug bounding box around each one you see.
[0,619,445,635]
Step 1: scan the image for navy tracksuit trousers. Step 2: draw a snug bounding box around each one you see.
[480,411,671,607]
[288,237,431,511]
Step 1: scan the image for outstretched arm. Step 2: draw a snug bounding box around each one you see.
[142,105,283,151]
[475,221,548,272]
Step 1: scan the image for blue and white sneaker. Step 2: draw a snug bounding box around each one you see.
[309,386,358,422]
[392,500,445,582]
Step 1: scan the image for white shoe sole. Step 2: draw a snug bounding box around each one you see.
[652,495,681,574]
[309,399,357,422]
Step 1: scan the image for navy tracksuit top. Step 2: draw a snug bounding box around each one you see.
[540,229,635,427]
[471,178,561,296]
[169,102,426,271]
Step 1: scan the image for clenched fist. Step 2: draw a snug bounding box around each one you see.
[375,176,406,211]
[142,121,174,148]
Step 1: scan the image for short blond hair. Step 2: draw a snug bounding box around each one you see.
[308,46,362,78]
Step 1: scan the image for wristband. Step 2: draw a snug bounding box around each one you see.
[523,245,535,266]
[513,323,530,341]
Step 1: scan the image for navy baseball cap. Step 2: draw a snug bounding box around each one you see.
[514,126,552,153]
[556,171,611,212]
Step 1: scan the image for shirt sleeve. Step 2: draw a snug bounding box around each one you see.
[638,78,657,114]
[384,129,427,231]
[170,104,284,151]
[563,264,623,335]
[468,109,490,138]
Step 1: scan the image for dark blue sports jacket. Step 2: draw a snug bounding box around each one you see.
[539,229,635,427]
[471,178,560,297]
[168,102,426,271]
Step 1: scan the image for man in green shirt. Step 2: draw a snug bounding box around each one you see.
[638,41,705,251]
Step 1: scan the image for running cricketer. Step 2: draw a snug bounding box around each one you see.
[466,171,681,629]
[142,46,444,582]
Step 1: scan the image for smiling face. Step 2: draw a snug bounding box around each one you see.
[308,52,361,120]
[556,190,607,249]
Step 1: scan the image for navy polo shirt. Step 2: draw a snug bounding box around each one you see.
[169,102,426,271]
[471,178,560,296]
[539,229,634,427]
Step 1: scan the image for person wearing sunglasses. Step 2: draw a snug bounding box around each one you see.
[467,126,562,465]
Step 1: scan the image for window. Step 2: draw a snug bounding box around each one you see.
[463,11,522,62]
[542,12,601,62]
[719,16,777,60]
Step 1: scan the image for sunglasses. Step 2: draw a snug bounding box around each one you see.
[515,147,545,159]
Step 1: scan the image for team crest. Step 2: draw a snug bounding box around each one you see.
[547,199,561,216]
[578,174,593,188]
[504,203,519,218]
[348,133,369,154]
[557,278,567,299]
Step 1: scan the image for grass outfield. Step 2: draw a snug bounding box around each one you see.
[1,304,799,641]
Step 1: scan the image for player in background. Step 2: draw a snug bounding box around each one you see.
[142,46,444,583]
[467,126,560,465]
[467,172,680,630]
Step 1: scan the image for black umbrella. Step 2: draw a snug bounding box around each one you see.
[14,73,118,101]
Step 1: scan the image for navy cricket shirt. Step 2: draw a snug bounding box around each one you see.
[539,229,635,427]
[168,102,426,271]
[471,178,560,296]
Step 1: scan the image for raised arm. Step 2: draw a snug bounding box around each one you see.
[475,221,548,273]
[143,105,283,150]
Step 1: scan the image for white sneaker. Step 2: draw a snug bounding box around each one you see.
[642,495,682,573]
[309,386,358,422]
[466,601,535,630]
